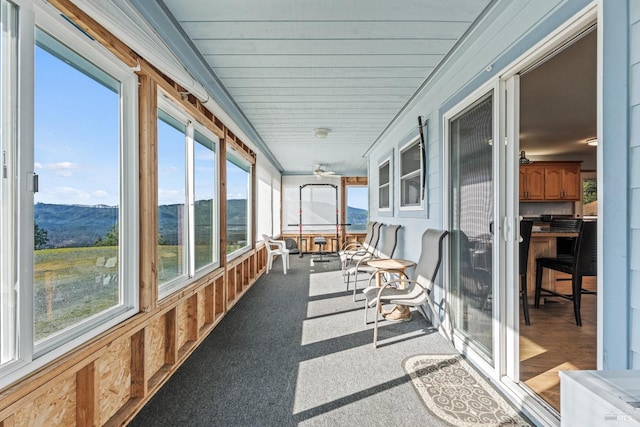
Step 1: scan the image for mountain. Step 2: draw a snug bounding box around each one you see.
[347,206,368,231]
[34,200,365,248]
[35,203,118,248]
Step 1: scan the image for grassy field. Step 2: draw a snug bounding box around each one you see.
[34,242,232,340]
[34,246,119,340]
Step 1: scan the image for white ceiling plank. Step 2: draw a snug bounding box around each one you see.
[182,21,470,40]
[222,77,424,88]
[194,39,456,56]
[206,54,443,69]
[214,67,432,79]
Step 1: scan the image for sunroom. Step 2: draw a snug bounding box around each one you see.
[0,0,637,426]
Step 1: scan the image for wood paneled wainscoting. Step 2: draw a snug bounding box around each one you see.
[0,246,267,426]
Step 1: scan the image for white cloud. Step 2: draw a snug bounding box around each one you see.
[158,188,185,205]
[42,161,80,177]
[92,190,110,199]
[36,186,90,204]
[34,162,43,169]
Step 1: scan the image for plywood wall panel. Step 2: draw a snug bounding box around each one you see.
[146,317,166,378]
[176,301,189,351]
[14,375,75,427]
[197,288,206,330]
[97,338,131,425]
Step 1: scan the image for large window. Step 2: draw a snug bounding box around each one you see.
[33,29,124,344]
[399,137,423,209]
[157,99,218,297]
[226,154,251,257]
[1,0,18,367]
[1,1,137,382]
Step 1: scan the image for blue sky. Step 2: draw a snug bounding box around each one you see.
[35,44,245,207]
[35,45,119,206]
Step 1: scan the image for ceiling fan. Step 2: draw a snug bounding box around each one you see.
[313,164,336,179]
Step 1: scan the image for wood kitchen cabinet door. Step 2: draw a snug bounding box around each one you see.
[561,164,581,200]
[520,165,545,200]
[544,167,563,200]
[544,164,581,201]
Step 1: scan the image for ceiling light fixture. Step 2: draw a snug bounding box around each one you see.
[313,128,330,139]
[586,137,598,146]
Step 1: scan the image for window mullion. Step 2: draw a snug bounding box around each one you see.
[186,123,195,277]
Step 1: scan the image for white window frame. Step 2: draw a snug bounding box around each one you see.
[378,157,391,212]
[157,94,220,300]
[226,150,252,260]
[398,136,424,211]
[0,0,139,388]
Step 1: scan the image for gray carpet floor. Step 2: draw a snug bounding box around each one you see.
[130,253,458,426]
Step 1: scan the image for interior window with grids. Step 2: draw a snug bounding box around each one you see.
[378,159,390,210]
[399,138,423,208]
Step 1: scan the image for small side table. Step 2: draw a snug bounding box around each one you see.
[366,258,416,314]
[366,258,415,287]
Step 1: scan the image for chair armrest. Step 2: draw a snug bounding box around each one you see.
[355,255,379,268]
[341,242,364,253]
[340,240,363,251]
[268,239,287,251]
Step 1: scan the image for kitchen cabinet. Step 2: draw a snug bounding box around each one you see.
[520,162,581,202]
[519,165,545,200]
[544,163,581,200]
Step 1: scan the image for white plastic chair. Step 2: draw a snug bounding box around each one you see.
[262,234,289,274]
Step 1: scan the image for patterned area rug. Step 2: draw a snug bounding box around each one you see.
[403,354,531,426]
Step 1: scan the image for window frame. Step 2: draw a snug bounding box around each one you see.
[398,135,424,211]
[157,94,220,300]
[377,156,392,213]
[0,1,139,387]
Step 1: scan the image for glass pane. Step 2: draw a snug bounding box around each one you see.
[583,178,597,217]
[401,142,421,176]
[379,185,389,209]
[257,178,272,238]
[226,158,249,255]
[272,187,281,236]
[300,185,336,233]
[34,31,120,341]
[346,187,368,232]
[379,162,389,186]
[449,93,494,361]
[194,131,216,271]
[157,111,186,283]
[400,173,421,206]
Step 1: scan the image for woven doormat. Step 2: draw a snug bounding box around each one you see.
[403,354,531,426]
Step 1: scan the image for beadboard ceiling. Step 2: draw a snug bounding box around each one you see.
[131,0,494,175]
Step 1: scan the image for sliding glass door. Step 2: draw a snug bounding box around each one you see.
[448,92,495,362]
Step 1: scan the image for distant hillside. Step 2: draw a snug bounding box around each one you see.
[347,206,368,231]
[35,203,118,248]
[35,200,226,248]
[34,200,364,248]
